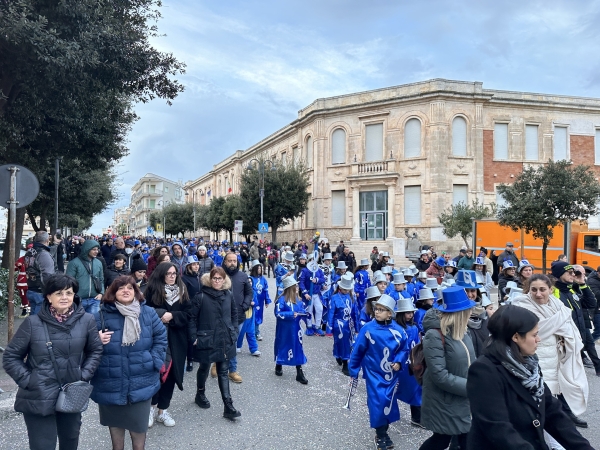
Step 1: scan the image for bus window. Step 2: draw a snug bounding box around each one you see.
[583,235,600,253]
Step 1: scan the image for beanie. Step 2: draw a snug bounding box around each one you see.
[130,254,148,272]
[551,261,572,279]
[198,245,207,252]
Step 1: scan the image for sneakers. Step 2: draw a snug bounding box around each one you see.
[19,307,29,318]
[223,397,241,420]
[148,406,156,428]
[314,326,325,336]
[236,347,242,353]
[210,363,217,378]
[228,372,243,383]
[256,334,263,341]
[251,350,262,357]
[305,327,315,336]
[374,436,388,450]
[156,410,175,427]
[336,358,343,366]
[195,390,211,409]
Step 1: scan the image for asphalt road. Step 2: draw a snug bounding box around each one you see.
[1,280,600,449]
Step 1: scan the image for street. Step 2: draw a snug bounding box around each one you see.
[0,280,599,449]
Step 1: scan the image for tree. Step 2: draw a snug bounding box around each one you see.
[497,160,600,273]
[149,203,194,237]
[221,195,243,242]
[116,223,128,236]
[438,199,496,247]
[239,155,310,245]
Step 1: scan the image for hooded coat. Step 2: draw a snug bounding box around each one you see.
[66,239,105,299]
[420,308,475,435]
[2,297,103,416]
[192,274,238,364]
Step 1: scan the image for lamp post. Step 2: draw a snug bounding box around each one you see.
[185,191,196,238]
[245,158,276,240]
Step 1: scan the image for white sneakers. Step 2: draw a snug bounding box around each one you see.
[256,334,263,341]
[236,347,241,353]
[156,409,175,427]
[148,406,156,428]
[251,350,262,357]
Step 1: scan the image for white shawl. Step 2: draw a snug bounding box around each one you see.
[512,293,588,416]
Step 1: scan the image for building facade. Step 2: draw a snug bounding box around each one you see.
[185,79,600,254]
[129,173,185,236]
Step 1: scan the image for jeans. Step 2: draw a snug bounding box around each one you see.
[81,297,100,314]
[27,291,45,315]
[23,412,82,450]
[236,314,258,353]
[592,310,600,341]
[229,324,242,373]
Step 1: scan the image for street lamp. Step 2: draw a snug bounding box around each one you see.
[245,158,277,240]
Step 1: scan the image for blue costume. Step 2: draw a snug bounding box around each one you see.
[388,289,412,302]
[357,306,373,333]
[353,269,371,311]
[327,292,354,361]
[251,275,271,334]
[273,297,307,366]
[298,266,326,331]
[395,322,422,406]
[414,308,427,334]
[275,263,294,295]
[348,320,409,428]
[405,282,417,301]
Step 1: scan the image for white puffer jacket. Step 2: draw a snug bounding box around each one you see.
[535,333,559,394]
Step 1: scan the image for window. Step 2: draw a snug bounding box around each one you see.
[596,129,600,165]
[306,136,313,168]
[404,118,421,158]
[554,126,568,161]
[496,188,507,208]
[331,191,345,226]
[164,186,169,193]
[525,125,539,161]
[404,186,421,225]
[453,184,468,206]
[281,151,287,165]
[452,117,467,156]
[365,123,383,162]
[293,146,299,163]
[494,123,508,160]
[305,198,314,227]
[331,128,346,164]
[149,199,156,209]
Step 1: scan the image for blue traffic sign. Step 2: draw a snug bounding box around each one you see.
[258,222,269,233]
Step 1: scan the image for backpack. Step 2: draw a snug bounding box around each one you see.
[24,248,43,290]
[409,328,444,386]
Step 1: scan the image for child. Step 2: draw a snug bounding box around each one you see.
[388,273,412,301]
[327,272,356,375]
[273,276,308,384]
[394,298,423,428]
[275,251,296,296]
[298,254,326,336]
[331,261,347,287]
[403,268,417,300]
[414,272,427,295]
[373,271,388,295]
[358,285,381,332]
[414,287,435,334]
[353,258,371,311]
[386,258,399,275]
[348,294,409,450]
[319,253,335,332]
[250,259,271,341]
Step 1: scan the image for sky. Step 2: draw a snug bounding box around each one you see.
[90,0,600,234]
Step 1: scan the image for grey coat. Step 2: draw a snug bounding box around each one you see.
[421,308,476,435]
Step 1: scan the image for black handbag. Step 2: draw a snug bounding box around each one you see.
[81,257,103,293]
[42,321,93,413]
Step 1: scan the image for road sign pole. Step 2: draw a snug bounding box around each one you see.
[260,187,264,240]
[7,166,19,341]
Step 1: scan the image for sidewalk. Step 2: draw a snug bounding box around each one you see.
[0,315,24,420]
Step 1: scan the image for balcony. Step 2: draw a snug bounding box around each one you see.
[348,159,398,178]
[131,188,163,202]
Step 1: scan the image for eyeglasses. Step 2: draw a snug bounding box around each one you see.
[165,272,177,277]
[374,308,388,313]
[212,277,224,282]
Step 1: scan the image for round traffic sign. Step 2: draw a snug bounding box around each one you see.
[0,164,40,208]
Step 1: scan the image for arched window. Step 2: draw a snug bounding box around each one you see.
[306,135,313,168]
[404,118,421,158]
[331,128,346,164]
[452,116,467,156]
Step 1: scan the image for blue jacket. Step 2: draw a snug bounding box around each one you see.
[91,302,167,406]
[298,267,325,298]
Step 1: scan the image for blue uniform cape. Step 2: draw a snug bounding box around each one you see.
[354,270,371,310]
[298,267,325,299]
[349,320,409,428]
[327,292,354,360]
[395,322,422,406]
[251,275,271,325]
[273,297,307,366]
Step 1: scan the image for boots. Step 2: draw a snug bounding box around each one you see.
[342,360,349,376]
[194,389,210,409]
[223,397,241,420]
[275,364,283,376]
[296,366,308,384]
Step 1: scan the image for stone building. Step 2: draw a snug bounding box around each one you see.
[185,79,600,256]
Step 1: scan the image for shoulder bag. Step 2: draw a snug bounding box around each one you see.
[42,321,93,413]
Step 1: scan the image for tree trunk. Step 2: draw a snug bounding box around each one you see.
[542,239,548,274]
[271,226,278,247]
[462,235,469,248]
[1,207,26,270]
[27,208,39,232]
[229,229,233,243]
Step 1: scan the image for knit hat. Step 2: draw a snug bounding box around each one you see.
[551,261,573,279]
[130,254,147,272]
[198,245,207,252]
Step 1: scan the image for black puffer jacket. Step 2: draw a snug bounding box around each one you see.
[2,298,103,416]
[224,266,253,325]
[192,274,238,364]
[104,264,130,288]
[196,255,214,277]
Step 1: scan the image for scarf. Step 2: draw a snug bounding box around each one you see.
[164,284,180,305]
[502,347,545,404]
[115,299,141,346]
[49,304,75,323]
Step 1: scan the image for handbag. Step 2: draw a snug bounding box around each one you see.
[42,321,93,413]
[81,257,103,293]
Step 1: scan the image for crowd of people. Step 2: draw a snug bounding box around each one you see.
[3,231,599,450]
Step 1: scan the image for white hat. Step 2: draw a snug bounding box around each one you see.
[373,272,388,284]
[282,276,298,290]
[338,273,355,290]
[365,285,381,299]
[373,270,383,278]
[387,258,395,265]
[381,266,393,274]
[409,264,418,275]
[337,261,348,269]
[417,271,427,279]
[323,253,333,261]
[418,288,435,300]
[359,258,370,266]
[382,251,390,257]
[396,298,418,313]
[250,259,261,268]
[505,281,519,292]
[425,278,439,290]
[283,251,295,262]
[392,273,406,285]
[420,250,429,255]
[375,294,396,313]
[517,259,534,273]
[402,268,414,277]
[481,292,492,308]
[506,287,524,304]
[308,253,315,261]
[502,260,516,271]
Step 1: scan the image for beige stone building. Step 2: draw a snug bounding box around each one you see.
[185,79,600,257]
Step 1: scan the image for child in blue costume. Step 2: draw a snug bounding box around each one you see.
[327,273,355,375]
[414,272,427,298]
[388,273,412,302]
[274,251,296,296]
[349,294,409,450]
[381,267,394,295]
[386,258,399,276]
[319,253,335,334]
[358,285,381,332]
[403,269,418,300]
[331,260,347,288]
[298,256,326,336]
[414,287,435,334]
[250,260,271,341]
[353,258,371,311]
[394,298,423,428]
[273,276,308,384]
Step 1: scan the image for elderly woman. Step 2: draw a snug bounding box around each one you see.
[92,276,167,450]
[467,305,593,450]
[3,274,103,450]
[512,274,588,438]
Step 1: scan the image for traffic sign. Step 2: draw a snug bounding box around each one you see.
[234,220,243,233]
[258,222,269,233]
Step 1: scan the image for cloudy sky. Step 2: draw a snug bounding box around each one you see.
[90,0,600,233]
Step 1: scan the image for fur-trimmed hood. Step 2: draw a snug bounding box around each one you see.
[200,272,232,290]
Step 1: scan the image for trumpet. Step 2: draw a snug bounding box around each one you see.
[342,377,359,410]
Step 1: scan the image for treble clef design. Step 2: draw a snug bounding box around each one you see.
[384,381,399,416]
[343,299,351,322]
[298,328,303,345]
[337,319,344,339]
[380,347,394,381]
[288,349,293,361]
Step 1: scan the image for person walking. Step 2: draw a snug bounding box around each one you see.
[66,239,105,314]
[92,276,167,450]
[24,231,56,315]
[182,255,202,372]
[145,262,194,428]
[3,273,103,450]
[250,259,271,341]
[196,245,215,277]
[193,267,242,420]
[104,254,130,288]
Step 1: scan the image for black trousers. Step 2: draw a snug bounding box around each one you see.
[24,412,82,450]
[582,328,600,372]
[197,361,231,399]
[152,368,177,410]
[419,433,467,450]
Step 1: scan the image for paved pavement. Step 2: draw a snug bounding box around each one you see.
[1,280,600,449]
